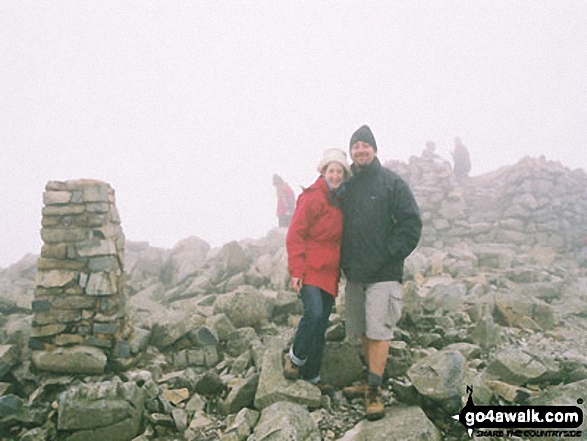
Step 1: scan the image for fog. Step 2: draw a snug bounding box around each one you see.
[1,1,586,268]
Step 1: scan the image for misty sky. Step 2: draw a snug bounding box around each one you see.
[1,1,586,268]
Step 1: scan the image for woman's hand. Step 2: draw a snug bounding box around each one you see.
[291,277,303,293]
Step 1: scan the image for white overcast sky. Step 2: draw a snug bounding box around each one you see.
[1,1,586,268]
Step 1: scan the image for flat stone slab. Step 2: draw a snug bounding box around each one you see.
[338,405,441,441]
[254,338,321,410]
[249,401,320,441]
[32,346,107,375]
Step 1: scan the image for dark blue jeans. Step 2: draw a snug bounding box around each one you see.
[291,285,334,381]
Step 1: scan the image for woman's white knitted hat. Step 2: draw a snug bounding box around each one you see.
[317,148,351,178]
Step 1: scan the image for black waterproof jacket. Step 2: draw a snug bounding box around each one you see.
[341,157,422,283]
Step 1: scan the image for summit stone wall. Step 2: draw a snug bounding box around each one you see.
[386,154,587,252]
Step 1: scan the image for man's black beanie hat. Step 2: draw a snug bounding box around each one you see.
[349,125,377,153]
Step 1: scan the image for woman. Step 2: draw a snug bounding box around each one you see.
[283,148,350,384]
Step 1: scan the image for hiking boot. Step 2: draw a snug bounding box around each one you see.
[342,383,366,399]
[283,353,300,380]
[316,382,335,396]
[365,386,385,421]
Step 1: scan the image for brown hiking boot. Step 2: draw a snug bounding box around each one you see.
[342,383,366,399]
[365,386,385,421]
[316,382,335,396]
[283,353,300,380]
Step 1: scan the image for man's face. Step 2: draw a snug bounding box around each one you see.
[350,141,376,167]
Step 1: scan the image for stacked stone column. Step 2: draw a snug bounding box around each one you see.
[30,180,133,374]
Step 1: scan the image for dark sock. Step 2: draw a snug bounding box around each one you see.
[367,371,382,387]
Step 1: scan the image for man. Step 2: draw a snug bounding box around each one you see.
[451,136,472,180]
[341,125,422,421]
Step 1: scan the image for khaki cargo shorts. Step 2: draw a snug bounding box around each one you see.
[345,281,402,340]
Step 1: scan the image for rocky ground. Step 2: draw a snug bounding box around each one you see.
[1,228,587,440]
[2,156,587,440]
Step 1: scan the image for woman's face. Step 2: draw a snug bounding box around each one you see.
[324,162,345,189]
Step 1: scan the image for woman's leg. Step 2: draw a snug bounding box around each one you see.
[300,289,334,382]
[290,285,324,367]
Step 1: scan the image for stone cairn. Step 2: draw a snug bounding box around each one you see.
[29,180,134,374]
[386,154,587,251]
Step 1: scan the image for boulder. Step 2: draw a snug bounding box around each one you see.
[338,405,441,441]
[57,380,144,441]
[254,339,321,410]
[162,236,210,285]
[486,347,559,385]
[319,342,363,386]
[248,401,320,441]
[407,350,466,412]
[150,309,191,348]
[220,374,259,415]
[220,241,251,276]
[213,287,271,329]
[222,407,259,440]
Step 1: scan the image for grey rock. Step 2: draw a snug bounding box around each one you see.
[19,427,50,441]
[254,339,321,410]
[338,405,441,441]
[220,241,252,276]
[407,350,466,412]
[189,325,219,347]
[494,291,556,330]
[57,381,144,441]
[470,315,501,348]
[223,407,259,441]
[271,291,302,318]
[150,309,191,348]
[486,347,559,385]
[319,341,363,387]
[0,344,19,377]
[473,245,516,269]
[0,393,23,417]
[214,286,271,329]
[220,374,259,415]
[529,379,587,406]
[32,346,107,375]
[226,327,259,358]
[162,236,210,286]
[206,313,237,342]
[248,401,320,441]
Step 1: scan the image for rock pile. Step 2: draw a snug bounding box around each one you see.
[30,180,134,375]
[386,154,587,250]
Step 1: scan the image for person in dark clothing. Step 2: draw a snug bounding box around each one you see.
[340,125,422,421]
[451,137,471,180]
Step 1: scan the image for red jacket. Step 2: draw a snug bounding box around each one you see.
[286,177,342,297]
[276,184,295,216]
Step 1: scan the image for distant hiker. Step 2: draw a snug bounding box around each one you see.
[451,137,472,180]
[341,125,422,421]
[421,141,438,160]
[421,140,448,163]
[283,148,351,386]
[272,174,296,227]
